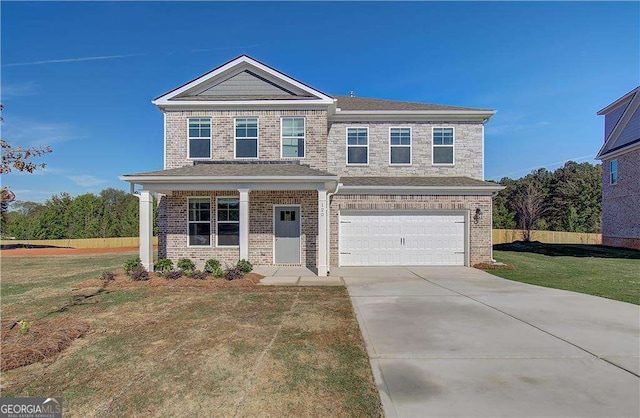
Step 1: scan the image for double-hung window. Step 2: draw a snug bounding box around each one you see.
[217,197,240,246]
[389,127,412,165]
[235,118,258,158]
[346,127,369,165]
[188,198,211,246]
[610,160,618,185]
[281,117,305,158]
[432,127,454,165]
[188,118,211,159]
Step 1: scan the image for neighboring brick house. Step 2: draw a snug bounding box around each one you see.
[121,55,503,275]
[596,87,640,250]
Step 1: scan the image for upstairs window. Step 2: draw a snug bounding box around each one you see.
[346,127,369,165]
[610,160,618,185]
[389,127,412,165]
[217,197,240,246]
[281,117,305,158]
[188,198,211,247]
[235,118,258,158]
[433,127,454,165]
[188,118,211,159]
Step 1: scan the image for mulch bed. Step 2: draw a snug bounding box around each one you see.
[1,318,91,372]
[473,262,516,270]
[77,272,265,290]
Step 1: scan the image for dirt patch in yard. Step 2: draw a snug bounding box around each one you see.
[1,318,91,372]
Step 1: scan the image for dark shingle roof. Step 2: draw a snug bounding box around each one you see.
[125,162,337,178]
[335,96,492,112]
[340,176,501,188]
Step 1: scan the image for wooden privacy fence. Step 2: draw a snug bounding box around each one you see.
[1,237,158,249]
[492,229,602,245]
[2,231,602,249]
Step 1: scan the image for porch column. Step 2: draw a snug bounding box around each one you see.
[238,188,250,260]
[317,189,328,277]
[138,190,154,271]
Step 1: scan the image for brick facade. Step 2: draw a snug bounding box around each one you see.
[329,194,493,266]
[327,121,484,179]
[164,109,328,170]
[158,190,318,270]
[601,147,640,250]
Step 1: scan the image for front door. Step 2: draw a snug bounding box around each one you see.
[274,206,301,264]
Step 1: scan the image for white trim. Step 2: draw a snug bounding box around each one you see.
[346,126,369,166]
[336,185,504,196]
[138,190,154,271]
[481,123,485,180]
[272,204,302,265]
[596,89,640,159]
[332,110,496,123]
[238,189,250,260]
[215,196,240,248]
[610,159,619,185]
[186,117,213,160]
[163,113,167,169]
[388,126,412,166]
[317,189,328,276]
[234,117,259,159]
[597,87,638,115]
[280,116,306,159]
[186,196,212,248]
[432,126,455,166]
[597,140,640,160]
[152,55,335,106]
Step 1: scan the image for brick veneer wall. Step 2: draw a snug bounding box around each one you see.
[327,121,484,179]
[158,190,318,270]
[328,194,493,266]
[601,147,640,250]
[164,109,328,170]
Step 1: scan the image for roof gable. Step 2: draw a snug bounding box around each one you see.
[597,87,640,159]
[153,55,334,106]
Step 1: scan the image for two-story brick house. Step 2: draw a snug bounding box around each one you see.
[121,55,503,276]
[596,86,640,250]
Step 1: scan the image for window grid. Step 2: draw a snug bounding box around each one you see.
[389,127,412,165]
[346,127,369,165]
[234,118,259,159]
[281,117,305,158]
[610,160,618,185]
[187,118,212,159]
[187,197,211,247]
[432,127,455,165]
[217,197,240,247]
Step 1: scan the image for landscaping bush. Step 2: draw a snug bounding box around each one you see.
[190,270,208,280]
[154,258,174,276]
[130,266,149,281]
[177,258,196,273]
[211,266,224,278]
[100,271,116,281]
[236,259,253,273]
[224,266,244,281]
[164,270,182,280]
[124,257,142,275]
[204,259,221,274]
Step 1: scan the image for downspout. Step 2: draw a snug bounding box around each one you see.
[491,190,499,263]
[325,182,342,276]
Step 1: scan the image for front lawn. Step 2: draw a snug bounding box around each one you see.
[0,253,382,417]
[490,242,640,304]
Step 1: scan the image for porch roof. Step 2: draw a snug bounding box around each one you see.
[338,176,505,194]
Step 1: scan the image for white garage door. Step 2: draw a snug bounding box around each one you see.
[339,211,466,266]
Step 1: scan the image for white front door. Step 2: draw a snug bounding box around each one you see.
[339,211,466,266]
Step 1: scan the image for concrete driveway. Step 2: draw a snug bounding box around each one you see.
[335,266,640,417]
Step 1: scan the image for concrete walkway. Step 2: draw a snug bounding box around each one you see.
[254,266,343,286]
[336,266,640,417]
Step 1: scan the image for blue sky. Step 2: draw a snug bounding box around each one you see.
[2,1,638,202]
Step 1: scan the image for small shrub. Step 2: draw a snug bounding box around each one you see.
[130,266,149,281]
[177,258,196,272]
[154,258,174,276]
[100,271,116,281]
[17,320,33,335]
[124,257,142,275]
[211,266,224,278]
[224,266,244,281]
[164,270,182,280]
[204,259,221,274]
[236,259,253,273]
[190,270,208,280]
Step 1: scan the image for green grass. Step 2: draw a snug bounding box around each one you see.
[491,242,640,304]
[1,253,382,417]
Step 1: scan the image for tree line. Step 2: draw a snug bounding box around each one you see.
[2,188,156,240]
[492,161,602,235]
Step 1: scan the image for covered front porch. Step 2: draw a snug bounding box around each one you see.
[120,162,338,276]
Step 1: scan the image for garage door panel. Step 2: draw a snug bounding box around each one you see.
[340,212,466,266]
